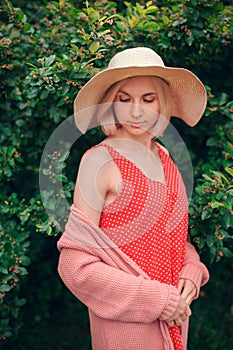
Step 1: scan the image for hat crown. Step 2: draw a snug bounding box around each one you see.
[108,47,165,69]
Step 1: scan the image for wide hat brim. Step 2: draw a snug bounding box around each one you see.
[74,65,207,131]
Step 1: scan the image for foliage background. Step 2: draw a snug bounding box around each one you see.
[0,0,232,349]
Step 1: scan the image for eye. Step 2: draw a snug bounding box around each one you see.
[143,94,158,103]
[119,97,130,103]
[144,98,155,103]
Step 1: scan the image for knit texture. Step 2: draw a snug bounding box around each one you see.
[57,208,209,349]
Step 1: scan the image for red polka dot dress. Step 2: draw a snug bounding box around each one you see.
[98,142,188,350]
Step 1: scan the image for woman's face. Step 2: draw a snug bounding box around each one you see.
[113,76,160,136]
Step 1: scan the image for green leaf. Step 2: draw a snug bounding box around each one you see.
[225,167,233,177]
[221,247,233,258]
[40,90,49,100]
[88,9,99,22]
[206,136,217,147]
[223,212,233,228]
[19,256,31,266]
[17,267,28,276]
[212,170,228,182]
[210,201,222,209]
[207,235,215,248]
[15,298,26,307]
[46,226,53,235]
[56,174,67,182]
[89,41,100,54]
[209,245,218,263]
[159,39,171,49]
[15,119,26,127]
[186,34,194,46]
[45,55,56,67]
[42,169,50,176]
[144,22,158,31]
[145,5,158,14]
[71,44,80,52]
[15,8,25,22]
[18,102,27,110]
[17,232,30,243]
[201,210,211,220]
[162,15,169,25]
[0,267,9,274]
[98,29,111,37]
[57,98,65,107]
[2,331,13,338]
[197,236,205,249]
[217,92,228,106]
[57,150,70,162]
[0,284,11,292]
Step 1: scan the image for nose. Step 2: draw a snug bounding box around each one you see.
[130,102,143,119]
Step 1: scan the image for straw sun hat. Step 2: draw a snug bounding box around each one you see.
[74,47,207,131]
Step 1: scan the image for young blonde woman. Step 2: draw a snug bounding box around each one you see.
[57,47,209,350]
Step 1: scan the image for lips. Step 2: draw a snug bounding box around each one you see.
[127,121,146,128]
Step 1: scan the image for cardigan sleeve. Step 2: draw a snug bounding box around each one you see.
[179,241,210,298]
[57,235,180,323]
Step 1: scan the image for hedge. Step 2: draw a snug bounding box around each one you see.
[0,0,232,348]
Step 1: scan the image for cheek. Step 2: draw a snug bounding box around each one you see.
[149,112,160,125]
[145,104,160,121]
[143,100,160,115]
[151,101,160,113]
[113,102,131,120]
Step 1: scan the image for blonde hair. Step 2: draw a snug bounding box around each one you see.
[96,76,173,137]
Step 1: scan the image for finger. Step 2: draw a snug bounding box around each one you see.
[167,321,175,327]
[181,289,193,305]
[175,318,183,326]
[180,280,196,304]
[177,278,185,294]
[185,293,195,306]
[185,305,192,317]
[169,304,191,324]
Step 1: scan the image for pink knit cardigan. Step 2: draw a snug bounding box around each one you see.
[57,205,209,350]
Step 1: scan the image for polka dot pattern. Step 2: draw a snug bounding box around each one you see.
[98,142,188,350]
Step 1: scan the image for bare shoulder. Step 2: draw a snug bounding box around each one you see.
[80,145,113,169]
[73,145,114,223]
[77,144,116,190]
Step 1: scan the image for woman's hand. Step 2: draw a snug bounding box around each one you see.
[166,296,191,327]
[178,278,197,306]
[166,279,197,327]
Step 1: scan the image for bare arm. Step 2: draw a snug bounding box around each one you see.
[73,146,113,225]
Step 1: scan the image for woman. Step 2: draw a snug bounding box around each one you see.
[57,47,209,350]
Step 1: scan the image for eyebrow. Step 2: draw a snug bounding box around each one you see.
[118,90,157,96]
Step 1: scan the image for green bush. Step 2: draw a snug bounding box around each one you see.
[0,0,232,348]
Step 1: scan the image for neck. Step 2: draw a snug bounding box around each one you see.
[112,129,154,150]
